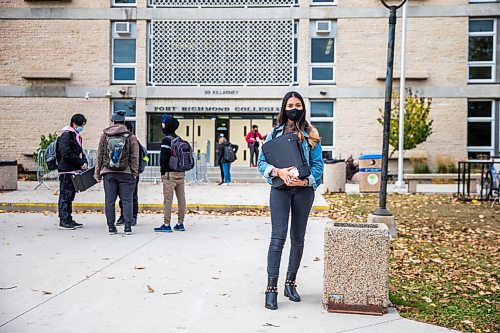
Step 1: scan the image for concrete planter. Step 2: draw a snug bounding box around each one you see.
[323,222,390,315]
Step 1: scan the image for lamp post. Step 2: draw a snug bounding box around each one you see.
[373,0,408,217]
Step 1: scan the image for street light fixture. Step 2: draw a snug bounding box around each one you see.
[373,0,408,217]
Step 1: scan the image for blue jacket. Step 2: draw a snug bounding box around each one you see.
[257,124,324,190]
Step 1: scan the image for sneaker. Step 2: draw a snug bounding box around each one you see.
[124,225,132,235]
[222,183,230,186]
[154,224,172,233]
[70,220,83,228]
[108,226,118,235]
[116,216,124,226]
[173,224,185,232]
[58,221,76,230]
[131,217,137,226]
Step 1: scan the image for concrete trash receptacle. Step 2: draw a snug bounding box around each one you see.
[323,221,390,315]
[359,154,382,193]
[0,160,18,191]
[323,159,346,193]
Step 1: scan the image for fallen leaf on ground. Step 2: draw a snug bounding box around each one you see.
[147,285,154,293]
[135,266,145,270]
[42,291,52,295]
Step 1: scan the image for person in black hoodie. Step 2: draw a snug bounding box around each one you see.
[154,115,187,233]
[57,114,88,230]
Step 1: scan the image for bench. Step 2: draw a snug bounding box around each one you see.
[403,173,481,194]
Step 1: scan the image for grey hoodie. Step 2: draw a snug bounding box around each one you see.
[94,124,139,180]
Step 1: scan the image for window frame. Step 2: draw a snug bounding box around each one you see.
[468,18,497,83]
[112,0,137,7]
[112,21,137,84]
[467,100,495,157]
[309,100,335,155]
[112,99,137,133]
[310,21,336,85]
[310,0,336,6]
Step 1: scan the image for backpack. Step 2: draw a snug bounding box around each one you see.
[106,133,131,171]
[139,143,148,174]
[45,138,59,171]
[168,135,194,171]
[223,144,236,163]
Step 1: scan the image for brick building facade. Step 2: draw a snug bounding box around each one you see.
[0,0,499,170]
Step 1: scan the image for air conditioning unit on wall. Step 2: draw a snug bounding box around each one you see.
[115,22,131,35]
[316,21,331,35]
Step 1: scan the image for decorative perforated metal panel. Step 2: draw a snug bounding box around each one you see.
[150,20,294,85]
[149,0,294,7]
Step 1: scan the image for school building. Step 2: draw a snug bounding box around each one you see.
[0,0,499,170]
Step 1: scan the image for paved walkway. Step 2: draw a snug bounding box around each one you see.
[0,181,460,214]
[0,213,457,333]
[0,181,330,212]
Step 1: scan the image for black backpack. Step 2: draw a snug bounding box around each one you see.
[223,144,237,163]
[167,135,194,171]
[138,143,148,174]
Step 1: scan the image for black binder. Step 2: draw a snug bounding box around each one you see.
[261,132,310,188]
[71,167,97,192]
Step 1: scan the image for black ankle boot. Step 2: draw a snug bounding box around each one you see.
[265,277,278,310]
[284,272,301,302]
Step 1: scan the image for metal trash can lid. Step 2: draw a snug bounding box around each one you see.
[324,159,345,164]
[359,154,382,160]
[0,160,17,166]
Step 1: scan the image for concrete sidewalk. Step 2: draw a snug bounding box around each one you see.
[0,181,330,213]
[0,213,457,333]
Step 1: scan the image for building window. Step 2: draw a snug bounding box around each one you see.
[310,101,335,156]
[310,21,336,84]
[149,0,296,7]
[467,100,496,159]
[294,21,298,84]
[112,100,137,133]
[113,0,137,6]
[148,20,294,85]
[112,22,137,84]
[311,0,336,5]
[468,18,496,82]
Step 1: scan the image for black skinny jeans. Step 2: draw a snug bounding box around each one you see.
[58,174,76,223]
[267,186,315,278]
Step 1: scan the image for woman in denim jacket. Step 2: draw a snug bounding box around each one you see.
[257,91,324,310]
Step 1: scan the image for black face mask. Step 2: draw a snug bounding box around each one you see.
[286,108,304,122]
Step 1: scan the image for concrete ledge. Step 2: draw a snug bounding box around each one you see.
[0,202,330,213]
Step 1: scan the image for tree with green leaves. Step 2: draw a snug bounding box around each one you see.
[377,89,433,157]
[33,132,58,163]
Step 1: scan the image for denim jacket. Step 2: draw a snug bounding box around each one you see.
[257,124,324,190]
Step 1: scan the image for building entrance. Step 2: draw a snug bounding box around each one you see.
[147,113,276,166]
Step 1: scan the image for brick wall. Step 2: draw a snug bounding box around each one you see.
[0,97,109,170]
[0,20,110,86]
[0,0,109,8]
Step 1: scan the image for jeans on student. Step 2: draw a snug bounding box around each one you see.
[103,173,136,227]
[267,186,315,278]
[222,162,231,183]
[58,174,76,223]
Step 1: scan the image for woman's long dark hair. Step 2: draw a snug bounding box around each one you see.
[277,91,307,129]
[277,91,320,148]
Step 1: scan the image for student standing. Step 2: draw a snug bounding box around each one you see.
[94,111,140,235]
[218,137,238,185]
[154,115,187,232]
[257,91,324,310]
[245,125,266,167]
[57,114,88,230]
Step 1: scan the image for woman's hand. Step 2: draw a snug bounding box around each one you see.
[277,167,295,184]
[287,178,309,187]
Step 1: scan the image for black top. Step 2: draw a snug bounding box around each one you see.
[57,131,87,172]
[160,134,178,175]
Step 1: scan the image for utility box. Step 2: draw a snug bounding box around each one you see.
[324,221,390,315]
[323,159,346,193]
[359,154,382,193]
[0,160,18,191]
